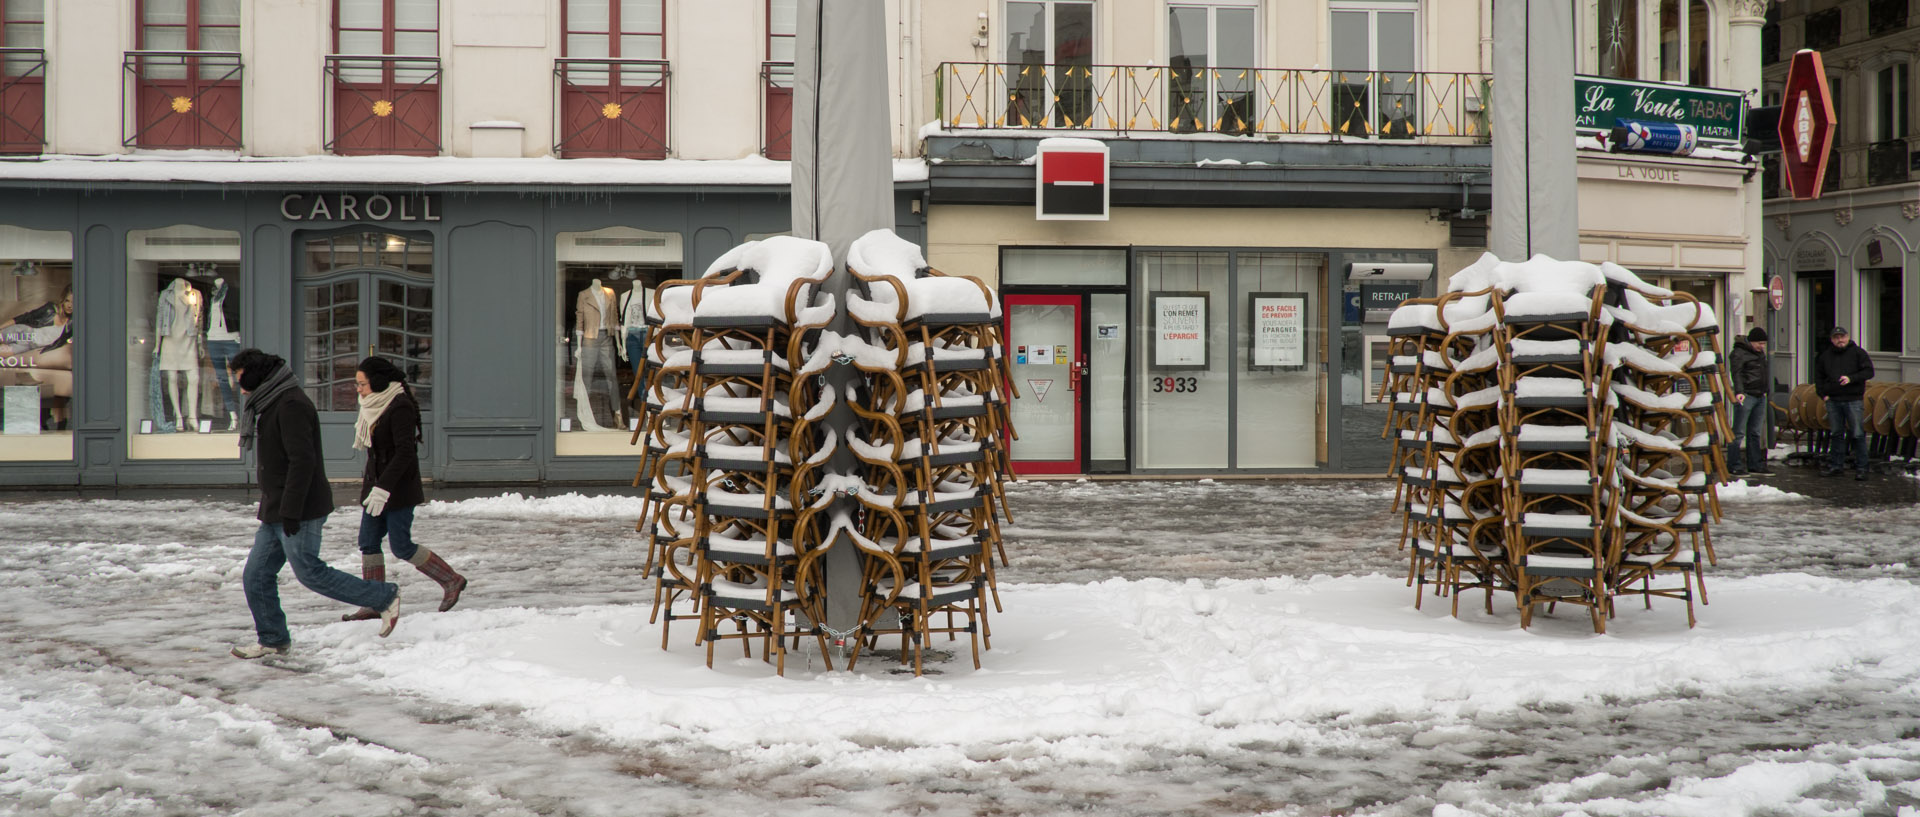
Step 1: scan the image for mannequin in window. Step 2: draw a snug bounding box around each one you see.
[618,279,649,425]
[202,274,242,429]
[572,278,620,431]
[155,277,203,432]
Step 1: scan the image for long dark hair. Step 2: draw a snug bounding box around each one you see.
[357,356,422,440]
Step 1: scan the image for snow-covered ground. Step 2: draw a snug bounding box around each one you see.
[3,478,1919,817]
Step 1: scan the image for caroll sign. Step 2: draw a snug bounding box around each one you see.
[1778,50,1837,200]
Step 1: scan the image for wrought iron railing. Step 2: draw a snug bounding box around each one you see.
[1869,0,1908,36]
[762,61,794,160]
[553,58,669,159]
[935,62,1489,142]
[1867,139,1910,186]
[0,48,45,154]
[123,50,243,150]
[325,55,441,156]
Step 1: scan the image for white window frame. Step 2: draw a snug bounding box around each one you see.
[1001,0,1096,67]
[1871,59,1910,143]
[1329,0,1420,139]
[1655,0,1713,86]
[1167,0,1260,133]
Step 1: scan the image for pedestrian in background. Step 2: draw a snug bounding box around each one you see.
[229,348,399,658]
[1814,326,1874,480]
[1725,327,1772,476]
[340,356,467,623]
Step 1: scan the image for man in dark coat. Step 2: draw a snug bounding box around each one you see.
[1813,327,1875,480]
[228,348,401,658]
[1724,328,1772,475]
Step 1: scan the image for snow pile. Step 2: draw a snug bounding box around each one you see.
[1386,252,1731,632]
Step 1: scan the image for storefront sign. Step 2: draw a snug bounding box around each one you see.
[1615,164,1684,183]
[1251,293,1307,368]
[1035,138,1109,221]
[279,193,442,223]
[1574,75,1744,146]
[1152,292,1208,370]
[1793,242,1835,271]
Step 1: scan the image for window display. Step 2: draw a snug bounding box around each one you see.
[555,226,681,456]
[0,226,75,460]
[127,225,242,460]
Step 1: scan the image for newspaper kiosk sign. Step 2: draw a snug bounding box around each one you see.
[1779,50,1837,200]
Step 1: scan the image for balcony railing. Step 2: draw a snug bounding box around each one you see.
[554,58,668,159]
[1867,139,1910,186]
[326,55,441,156]
[0,48,45,154]
[762,61,794,160]
[935,62,1489,142]
[123,50,242,150]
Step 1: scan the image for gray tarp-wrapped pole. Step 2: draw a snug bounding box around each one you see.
[1491,0,1579,261]
[791,0,894,633]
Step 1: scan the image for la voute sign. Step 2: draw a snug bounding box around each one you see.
[1778,50,1837,200]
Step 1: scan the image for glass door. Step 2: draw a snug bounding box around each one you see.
[1005,293,1083,474]
[297,231,434,465]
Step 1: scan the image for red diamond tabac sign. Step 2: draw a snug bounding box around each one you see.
[1778,49,1837,201]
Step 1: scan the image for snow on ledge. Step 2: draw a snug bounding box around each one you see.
[0,153,932,187]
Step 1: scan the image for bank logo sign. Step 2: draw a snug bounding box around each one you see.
[1573,75,1745,147]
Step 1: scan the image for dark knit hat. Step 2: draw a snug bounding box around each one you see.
[230,348,285,391]
[357,356,407,392]
[1746,327,1767,343]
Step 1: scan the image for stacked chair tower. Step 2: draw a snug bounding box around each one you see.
[1384,253,1730,632]
[634,231,1015,676]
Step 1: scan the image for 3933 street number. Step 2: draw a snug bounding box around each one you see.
[1151,376,1199,394]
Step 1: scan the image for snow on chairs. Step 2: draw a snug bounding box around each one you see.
[1384,254,1731,632]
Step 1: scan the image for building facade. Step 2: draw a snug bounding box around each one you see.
[0,0,1763,485]
[1762,0,1920,386]
[0,0,921,486]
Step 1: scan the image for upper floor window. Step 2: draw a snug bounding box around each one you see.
[1168,1,1257,134]
[1331,0,1418,138]
[1599,0,1638,79]
[336,0,437,58]
[1868,0,1907,36]
[563,0,664,60]
[140,0,240,79]
[1657,0,1710,86]
[1874,62,1909,142]
[3,0,43,52]
[769,0,795,62]
[1004,1,1094,127]
[1804,8,1841,51]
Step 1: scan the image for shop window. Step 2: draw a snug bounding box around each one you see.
[1858,264,1903,352]
[555,226,681,457]
[126,225,241,460]
[0,226,73,460]
[1136,251,1229,469]
[1236,253,1324,468]
[1598,0,1638,79]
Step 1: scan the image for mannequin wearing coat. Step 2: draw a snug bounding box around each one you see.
[572,279,621,430]
[155,278,203,431]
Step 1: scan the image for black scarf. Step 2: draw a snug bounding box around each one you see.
[238,365,300,452]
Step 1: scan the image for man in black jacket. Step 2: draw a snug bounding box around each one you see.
[1725,328,1772,475]
[228,348,401,658]
[1814,327,1875,480]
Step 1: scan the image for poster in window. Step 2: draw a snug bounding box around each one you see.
[1152,292,1208,370]
[1251,292,1308,370]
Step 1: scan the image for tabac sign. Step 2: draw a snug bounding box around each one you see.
[1778,50,1837,200]
[1573,75,1745,147]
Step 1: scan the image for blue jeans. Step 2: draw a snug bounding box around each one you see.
[1728,396,1768,472]
[1825,398,1868,474]
[242,514,398,647]
[356,505,420,563]
[206,339,241,421]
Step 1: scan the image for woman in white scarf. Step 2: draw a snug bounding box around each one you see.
[341,357,469,622]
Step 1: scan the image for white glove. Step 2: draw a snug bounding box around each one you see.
[363,487,391,517]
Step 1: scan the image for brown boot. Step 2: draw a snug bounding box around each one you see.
[409,548,467,612]
[342,553,386,621]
